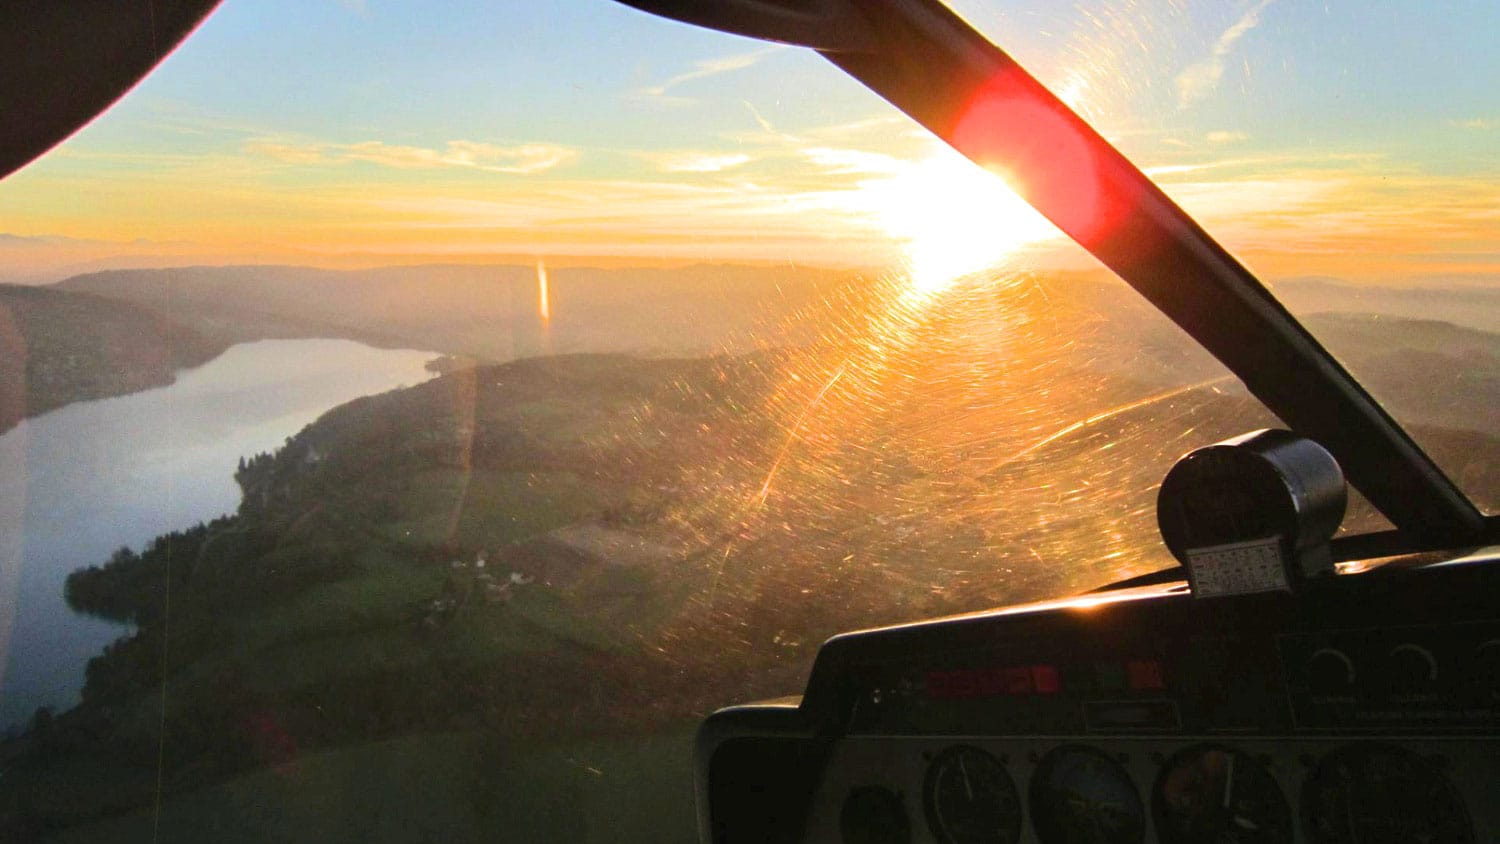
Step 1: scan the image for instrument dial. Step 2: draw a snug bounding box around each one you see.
[1029,745,1144,844]
[1152,744,1292,844]
[922,745,1022,844]
[1302,744,1473,844]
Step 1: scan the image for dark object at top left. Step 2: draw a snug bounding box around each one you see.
[0,0,224,179]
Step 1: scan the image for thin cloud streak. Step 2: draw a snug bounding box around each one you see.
[247,139,577,174]
[635,47,782,104]
[1175,0,1275,108]
[1205,130,1248,144]
[640,151,754,173]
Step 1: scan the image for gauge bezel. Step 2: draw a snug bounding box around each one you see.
[1151,742,1293,844]
[921,744,1023,844]
[1300,742,1475,844]
[1028,744,1145,844]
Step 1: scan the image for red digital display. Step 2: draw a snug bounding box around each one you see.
[926,665,1062,699]
[925,660,1161,699]
[1032,664,1060,694]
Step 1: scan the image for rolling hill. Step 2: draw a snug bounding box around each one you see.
[54,262,853,363]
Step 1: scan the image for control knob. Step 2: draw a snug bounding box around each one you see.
[1385,643,1438,696]
[1304,648,1355,697]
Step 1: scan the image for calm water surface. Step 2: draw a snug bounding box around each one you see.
[0,339,437,729]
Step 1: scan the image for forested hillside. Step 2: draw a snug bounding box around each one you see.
[0,284,225,432]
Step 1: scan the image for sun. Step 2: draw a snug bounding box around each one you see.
[862,148,1059,295]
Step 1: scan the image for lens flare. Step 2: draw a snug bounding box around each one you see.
[860,148,1058,296]
[536,258,551,322]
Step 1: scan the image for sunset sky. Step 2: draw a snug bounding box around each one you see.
[0,0,1495,284]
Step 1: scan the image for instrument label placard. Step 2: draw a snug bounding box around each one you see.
[1187,537,1287,597]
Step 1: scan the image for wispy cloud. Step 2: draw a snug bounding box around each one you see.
[1205,130,1248,144]
[639,151,754,174]
[801,147,906,177]
[247,139,577,174]
[0,232,102,246]
[343,141,574,173]
[740,101,785,139]
[1450,118,1493,131]
[634,47,781,105]
[1139,154,1500,280]
[1176,0,1275,108]
[245,140,329,165]
[1144,151,1382,179]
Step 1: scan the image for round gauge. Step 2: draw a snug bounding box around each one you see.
[922,745,1023,844]
[1029,745,1145,844]
[1302,743,1473,844]
[840,785,911,844]
[1152,744,1293,844]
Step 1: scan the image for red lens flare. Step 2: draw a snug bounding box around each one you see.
[950,73,1125,250]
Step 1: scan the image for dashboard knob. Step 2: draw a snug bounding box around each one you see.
[1304,648,1355,697]
[1386,643,1438,695]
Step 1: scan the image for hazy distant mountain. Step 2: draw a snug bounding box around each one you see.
[1271,276,1500,334]
[0,284,225,432]
[36,263,1500,443]
[55,263,853,362]
[1044,274,1500,434]
[1302,312,1500,434]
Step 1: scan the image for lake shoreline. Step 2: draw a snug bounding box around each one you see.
[0,339,439,730]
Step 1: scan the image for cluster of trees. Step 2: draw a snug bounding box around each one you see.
[65,522,221,623]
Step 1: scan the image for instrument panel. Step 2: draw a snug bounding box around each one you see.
[695,550,1500,844]
[813,736,1489,843]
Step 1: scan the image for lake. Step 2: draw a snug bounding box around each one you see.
[0,339,437,729]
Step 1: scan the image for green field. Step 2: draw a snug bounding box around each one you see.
[49,728,698,844]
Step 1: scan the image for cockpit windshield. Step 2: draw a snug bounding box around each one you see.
[0,1,1493,841]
